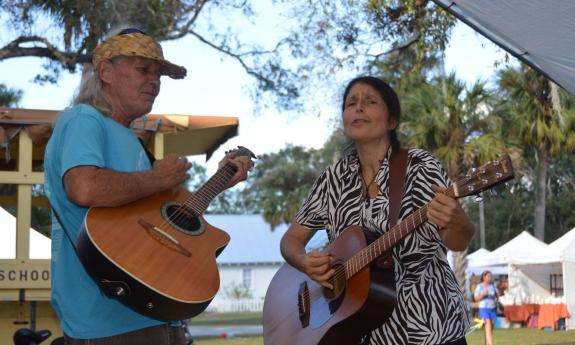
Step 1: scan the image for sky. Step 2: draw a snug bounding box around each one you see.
[0,11,511,173]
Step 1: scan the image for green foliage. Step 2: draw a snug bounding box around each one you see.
[494,65,575,240]
[237,130,349,228]
[186,163,255,214]
[1,0,302,109]
[496,66,575,156]
[1,0,458,111]
[467,153,575,250]
[0,83,23,106]
[242,145,325,229]
[399,71,509,178]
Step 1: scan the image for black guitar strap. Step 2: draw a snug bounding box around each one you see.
[138,137,156,165]
[51,206,79,253]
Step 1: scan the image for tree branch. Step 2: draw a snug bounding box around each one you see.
[187,30,278,88]
[0,35,91,67]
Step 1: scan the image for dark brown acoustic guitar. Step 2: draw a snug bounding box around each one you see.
[76,146,256,321]
[263,154,514,345]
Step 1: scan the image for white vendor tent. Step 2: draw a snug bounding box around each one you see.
[465,248,509,276]
[509,228,575,330]
[0,207,51,259]
[468,231,547,267]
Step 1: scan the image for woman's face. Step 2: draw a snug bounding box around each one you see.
[483,272,492,283]
[342,83,396,145]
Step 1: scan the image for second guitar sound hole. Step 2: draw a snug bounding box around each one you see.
[162,203,205,235]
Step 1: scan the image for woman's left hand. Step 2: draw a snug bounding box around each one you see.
[428,184,475,250]
[218,150,254,189]
[427,184,468,230]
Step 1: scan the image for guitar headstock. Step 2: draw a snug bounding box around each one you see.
[225,146,257,160]
[454,154,514,198]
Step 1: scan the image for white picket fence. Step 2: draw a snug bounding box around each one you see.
[206,298,264,313]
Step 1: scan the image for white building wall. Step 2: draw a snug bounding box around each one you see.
[208,263,282,312]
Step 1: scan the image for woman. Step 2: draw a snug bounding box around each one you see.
[474,271,498,345]
[280,76,475,345]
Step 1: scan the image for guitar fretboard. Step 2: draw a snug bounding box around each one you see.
[344,186,455,279]
[181,163,237,215]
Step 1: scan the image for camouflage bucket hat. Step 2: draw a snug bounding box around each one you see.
[93,28,187,79]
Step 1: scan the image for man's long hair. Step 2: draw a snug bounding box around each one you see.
[72,26,130,116]
[72,64,114,116]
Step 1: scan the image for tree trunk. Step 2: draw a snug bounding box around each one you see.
[534,147,548,241]
[452,249,468,293]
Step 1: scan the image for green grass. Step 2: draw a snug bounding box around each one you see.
[189,312,263,326]
[193,329,575,345]
[467,328,575,345]
[189,313,575,345]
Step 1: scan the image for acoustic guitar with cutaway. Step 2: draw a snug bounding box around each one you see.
[76,146,256,320]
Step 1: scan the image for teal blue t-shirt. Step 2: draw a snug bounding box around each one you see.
[44,104,166,338]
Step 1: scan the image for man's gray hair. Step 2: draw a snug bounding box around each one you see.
[72,27,127,116]
[72,64,114,116]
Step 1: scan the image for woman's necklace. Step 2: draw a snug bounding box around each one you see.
[360,172,377,199]
[359,158,384,199]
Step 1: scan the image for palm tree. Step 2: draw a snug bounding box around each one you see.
[398,72,513,292]
[401,72,510,178]
[495,66,575,241]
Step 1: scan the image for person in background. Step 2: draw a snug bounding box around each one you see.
[44,28,252,344]
[280,76,475,345]
[474,270,498,345]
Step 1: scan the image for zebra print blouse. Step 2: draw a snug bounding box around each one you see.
[295,147,470,345]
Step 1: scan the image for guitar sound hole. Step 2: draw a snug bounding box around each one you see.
[162,203,204,235]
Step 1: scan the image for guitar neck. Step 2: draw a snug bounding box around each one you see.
[344,186,456,279]
[183,163,237,215]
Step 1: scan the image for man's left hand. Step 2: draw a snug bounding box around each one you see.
[218,150,254,189]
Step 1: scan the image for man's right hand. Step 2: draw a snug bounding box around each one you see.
[152,154,193,190]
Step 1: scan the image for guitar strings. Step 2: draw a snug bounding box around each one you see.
[172,164,235,225]
[302,172,476,300]
[154,164,238,231]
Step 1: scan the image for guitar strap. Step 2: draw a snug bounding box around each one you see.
[388,147,408,228]
[51,206,79,253]
[138,137,156,165]
[376,147,408,268]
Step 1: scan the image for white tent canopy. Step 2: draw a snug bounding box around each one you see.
[433,0,575,96]
[512,228,575,265]
[509,228,575,330]
[465,247,508,276]
[467,247,491,266]
[0,207,51,259]
[475,231,547,267]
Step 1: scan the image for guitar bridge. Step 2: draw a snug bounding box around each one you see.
[138,218,192,257]
[298,281,310,327]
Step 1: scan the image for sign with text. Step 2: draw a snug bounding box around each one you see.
[0,260,51,289]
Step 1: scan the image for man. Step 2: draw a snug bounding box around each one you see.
[44,28,252,344]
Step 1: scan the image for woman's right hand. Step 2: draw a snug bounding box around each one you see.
[280,223,335,289]
[296,251,335,289]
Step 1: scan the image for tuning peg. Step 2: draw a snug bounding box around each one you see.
[489,189,498,197]
[474,193,483,203]
[466,167,477,177]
